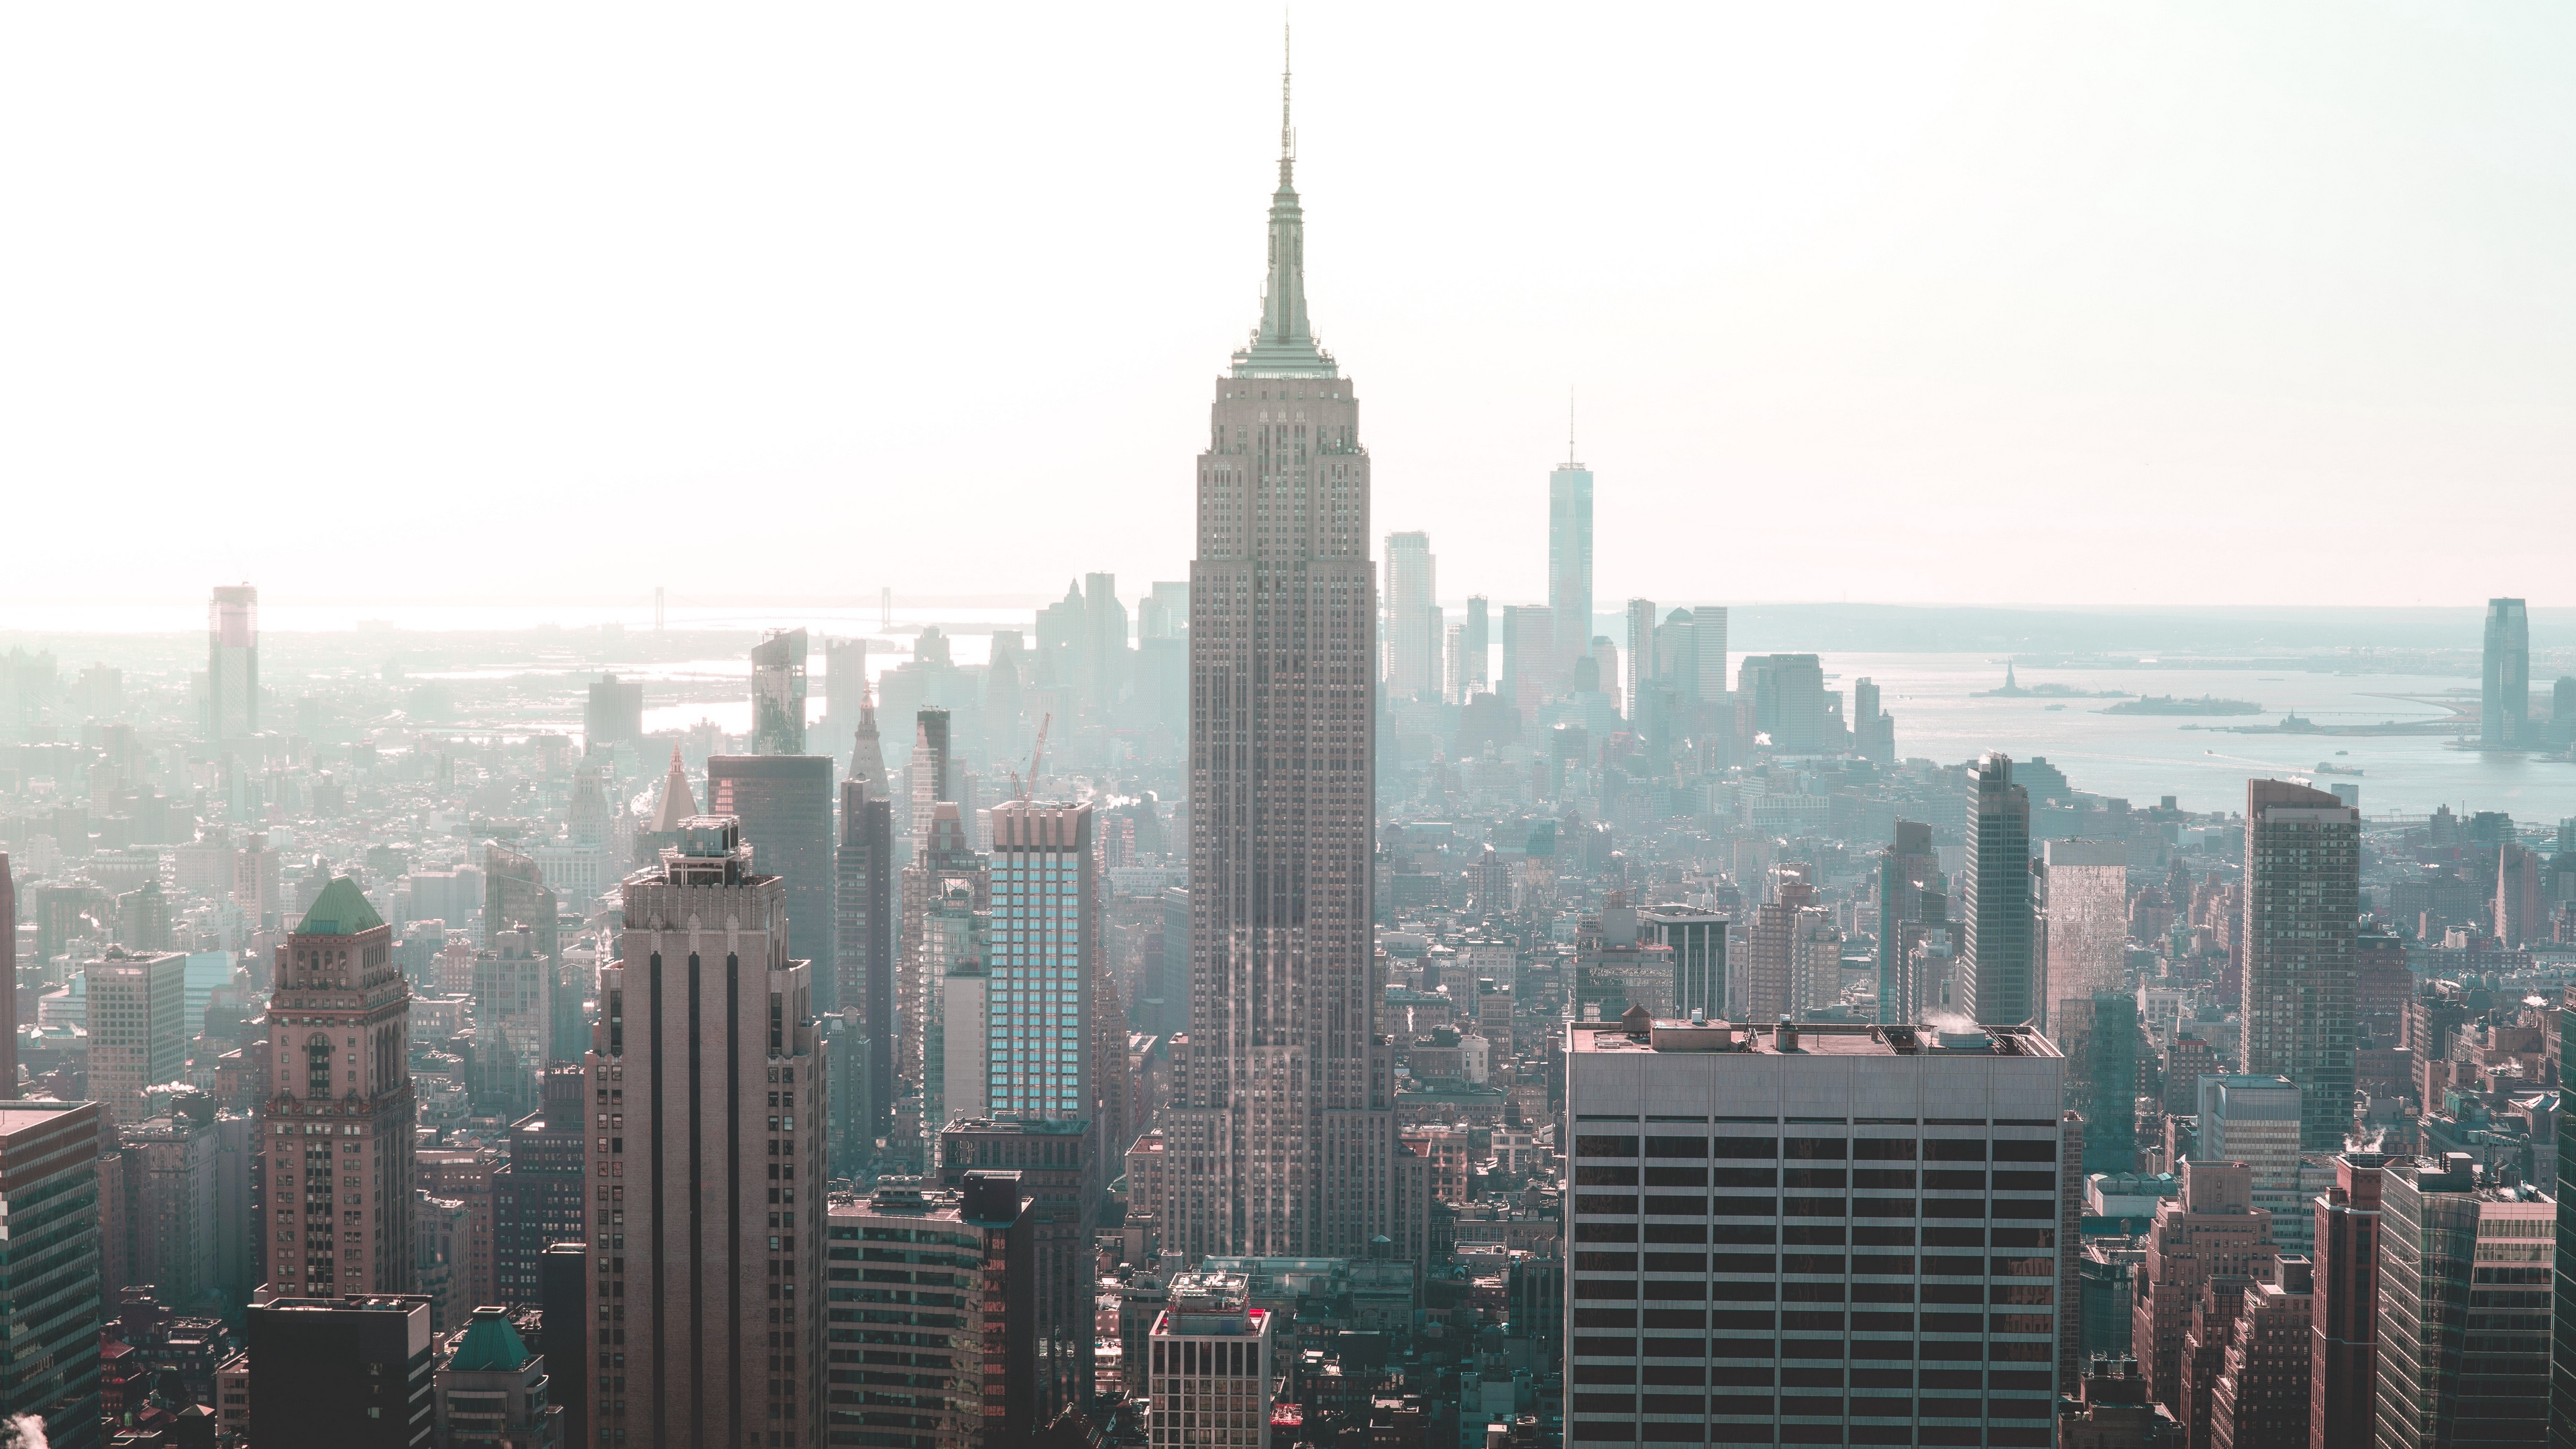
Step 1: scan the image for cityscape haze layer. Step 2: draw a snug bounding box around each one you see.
[5,10,2576,1449]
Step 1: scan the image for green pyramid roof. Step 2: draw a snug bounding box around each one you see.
[297,877,386,936]
[448,1305,531,1372]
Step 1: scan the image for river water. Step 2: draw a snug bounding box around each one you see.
[1827,653,2573,821]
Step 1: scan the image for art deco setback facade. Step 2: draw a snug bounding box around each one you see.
[260,877,416,1299]
[1165,71,1394,1261]
[588,817,823,1447]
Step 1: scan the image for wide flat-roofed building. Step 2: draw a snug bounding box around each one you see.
[1564,1012,2072,1448]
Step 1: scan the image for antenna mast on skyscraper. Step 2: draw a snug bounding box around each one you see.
[1281,18,1295,166]
[1569,387,1577,465]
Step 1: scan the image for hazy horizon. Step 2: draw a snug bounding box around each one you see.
[6,3,2571,610]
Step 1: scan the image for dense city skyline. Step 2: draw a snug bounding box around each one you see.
[5,14,2576,1449]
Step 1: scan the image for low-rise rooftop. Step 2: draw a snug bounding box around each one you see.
[1568,1016,2061,1058]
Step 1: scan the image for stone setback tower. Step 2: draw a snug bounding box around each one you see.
[1165,39,1395,1261]
[588,815,823,1447]
[259,877,415,1297]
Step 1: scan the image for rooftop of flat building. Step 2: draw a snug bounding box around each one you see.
[258,1295,429,1316]
[1569,1017,2061,1059]
[942,1115,1089,1136]
[0,1100,97,1136]
[828,1176,962,1217]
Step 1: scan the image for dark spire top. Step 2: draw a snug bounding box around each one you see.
[1234,21,1336,380]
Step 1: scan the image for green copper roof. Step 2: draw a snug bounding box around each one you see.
[296,877,385,936]
[1232,34,1337,380]
[447,1306,531,1373]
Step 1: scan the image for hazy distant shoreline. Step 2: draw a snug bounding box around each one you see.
[1,599,2567,661]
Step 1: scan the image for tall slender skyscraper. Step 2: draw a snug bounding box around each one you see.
[1961,752,2035,1027]
[1169,46,1393,1260]
[2314,1152,2387,1449]
[818,637,867,745]
[1499,604,1556,716]
[2043,838,2129,1026]
[1623,599,1654,722]
[847,682,889,803]
[1852,676,1895,762]
[1382,531,1438,702]
[837,777,894,1142]
[2483,597,2530,747]
[0,853,15,1097]
[908,708,951,843]
[484,842,558,961]
[986,802,1095,1124]
[588,816,822,1446]
[1548,437,1593,678]
[707,754,838,1013]
[897,806,986,1170]
[586,674,645,751]
[207,583,258,741]
[1876,820,1937,1024]
[260,878,415,1297]
[1653,606,1729,706]
[2241,779,2359,1151]
[1461,595,1490,700]
[1084,572,1130,716]
[749,627,810,756]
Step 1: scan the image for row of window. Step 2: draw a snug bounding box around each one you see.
[1576,1246,2055,1273]
[1574,1366,2050,1388]
[1574,1196,2061,1223]
[1576,1135,2054,1162]
[1574,1428,2051,1446]
[1574,1277,2055,1301]
[1576,1167,2050,1189]
[1575,1337,2054,1362]
[1570,1393,2054,1417]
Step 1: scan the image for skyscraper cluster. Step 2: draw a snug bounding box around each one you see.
[8,39,2576,1449]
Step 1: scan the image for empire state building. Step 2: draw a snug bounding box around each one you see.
[1161,53,1397,1259]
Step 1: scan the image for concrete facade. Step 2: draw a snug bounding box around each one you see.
[586,816,822,1446]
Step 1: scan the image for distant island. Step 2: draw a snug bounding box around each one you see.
[2100,694,2264,716]
[1973,664,2131,700]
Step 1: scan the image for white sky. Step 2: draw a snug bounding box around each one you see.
[3,3,2569,614]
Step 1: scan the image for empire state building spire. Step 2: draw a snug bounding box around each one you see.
[1165,47,1390,1261]
[1279,22,1295,184]
[1235,23,1335,379]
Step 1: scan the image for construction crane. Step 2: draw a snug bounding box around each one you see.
[1015,712,1052,802]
